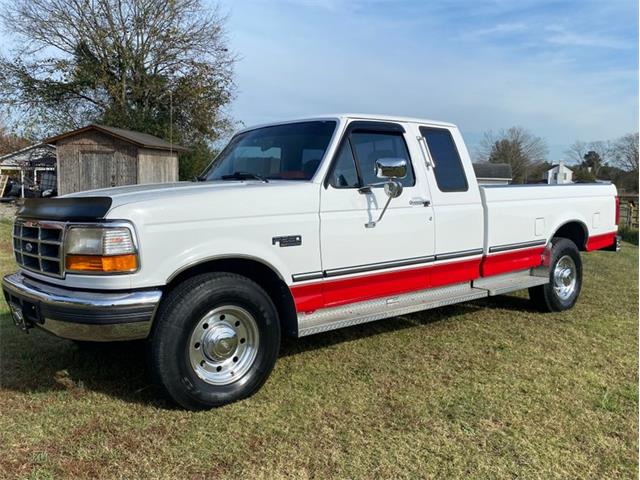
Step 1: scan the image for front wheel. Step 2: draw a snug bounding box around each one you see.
[149,273,281,410]
[529,237,583,312]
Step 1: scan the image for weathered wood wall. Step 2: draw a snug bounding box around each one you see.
[137,148,178,184]
[619,194,639,229]
[57,130,138,195]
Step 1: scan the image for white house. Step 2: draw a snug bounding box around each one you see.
[546,162,573,184]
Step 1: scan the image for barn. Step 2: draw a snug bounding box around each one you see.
[44,124,186,195]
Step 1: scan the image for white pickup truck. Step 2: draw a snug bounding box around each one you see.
[3,114,620,409]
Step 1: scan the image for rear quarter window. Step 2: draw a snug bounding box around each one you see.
[420,127,468,192]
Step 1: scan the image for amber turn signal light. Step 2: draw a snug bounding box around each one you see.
[65,254,138,273]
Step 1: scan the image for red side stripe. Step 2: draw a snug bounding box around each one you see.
[291,257,481,313]
[479,246,545,277]
[430,257,482,288]
[586,232,616,251]
[289,282,325,312]
[292,232,617,314]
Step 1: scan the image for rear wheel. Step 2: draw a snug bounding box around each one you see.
[149,272,280,410]
[529,237,582,312]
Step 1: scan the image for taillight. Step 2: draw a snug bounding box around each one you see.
[615,196,620,225]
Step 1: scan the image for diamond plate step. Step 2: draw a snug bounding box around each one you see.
[473,269,549,296]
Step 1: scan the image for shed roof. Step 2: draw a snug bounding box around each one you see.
[0,143,56,168]
[43,124,187,152]
[472,162,512,180]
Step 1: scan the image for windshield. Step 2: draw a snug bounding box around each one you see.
[202,120,337,181]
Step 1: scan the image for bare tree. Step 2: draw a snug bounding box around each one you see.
[565,140,611,167]
[564,140,588,165]
[476,126,548,183]
[611,133,639,173]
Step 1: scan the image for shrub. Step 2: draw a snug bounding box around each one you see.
[619,226,639,245]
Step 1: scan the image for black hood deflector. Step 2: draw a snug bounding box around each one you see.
[18,197,113,221]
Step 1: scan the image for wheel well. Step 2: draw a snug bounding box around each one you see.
[166,258,298,337]
[553,221,588,251]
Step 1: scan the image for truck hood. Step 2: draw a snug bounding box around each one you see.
[64,180,264,207]
[63,180,321,223]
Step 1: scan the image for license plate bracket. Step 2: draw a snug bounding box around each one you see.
[9,302,31,332]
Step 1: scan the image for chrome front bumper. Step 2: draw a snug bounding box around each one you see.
[2,272,162,342]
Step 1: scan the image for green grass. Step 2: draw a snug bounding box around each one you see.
[0,219,637,479]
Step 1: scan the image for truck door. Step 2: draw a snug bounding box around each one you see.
[413,124,484,286]
[318,121,435,307]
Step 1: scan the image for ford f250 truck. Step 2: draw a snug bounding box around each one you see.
[3,114,621,409]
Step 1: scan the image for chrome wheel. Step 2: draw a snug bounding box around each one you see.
[188,306,260,386]
[553,255,577,301]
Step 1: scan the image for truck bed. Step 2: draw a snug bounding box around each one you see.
[480,183,618,254]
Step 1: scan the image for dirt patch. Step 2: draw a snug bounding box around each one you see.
[0,202,18,221]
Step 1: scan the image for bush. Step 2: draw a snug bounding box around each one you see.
[619,226,639,245]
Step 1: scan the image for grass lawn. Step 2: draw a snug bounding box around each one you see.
[0,217,637,479]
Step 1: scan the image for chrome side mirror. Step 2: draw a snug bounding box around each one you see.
[365,167,406,229]
[375,158,407,180]
[383,179,403,199]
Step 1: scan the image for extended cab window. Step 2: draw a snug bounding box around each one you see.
[329,129,415,189]
[420,127,468,192]
[203,121,336,181]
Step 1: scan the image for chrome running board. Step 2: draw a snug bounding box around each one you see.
[296,268,551,337]
[297,283,487,337]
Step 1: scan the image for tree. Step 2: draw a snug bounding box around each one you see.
[581,150,604,177]
[0,0,236,179]
[476,126,548,183]
[565,140,588,165]
[565,140,611,171]
[611,133,639,174]
[0,122,29,155]
[572,166,596,183]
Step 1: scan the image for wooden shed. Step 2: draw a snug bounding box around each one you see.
[44,124,186,195]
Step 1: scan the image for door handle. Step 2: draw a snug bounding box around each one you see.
[409,197,431,207]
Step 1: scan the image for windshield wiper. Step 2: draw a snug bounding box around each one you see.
[220,171,269,183]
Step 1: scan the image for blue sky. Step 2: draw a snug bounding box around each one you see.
[217,0,638,161]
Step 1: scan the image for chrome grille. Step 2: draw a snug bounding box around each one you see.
[13,219,64,278]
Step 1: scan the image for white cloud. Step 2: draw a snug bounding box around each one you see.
[469,22,528,37]
[220,0,638,159]
[545,25,631,50]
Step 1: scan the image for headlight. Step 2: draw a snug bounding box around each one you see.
[65,226,138,273]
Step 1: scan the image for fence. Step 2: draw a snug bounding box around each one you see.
[619,194,639,229]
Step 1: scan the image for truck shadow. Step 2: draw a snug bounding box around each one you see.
[0,294,537,407]
[279,295,538,358]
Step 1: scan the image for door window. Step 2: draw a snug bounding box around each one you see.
[328,141,359,188]
[328,129,415,189]
[420,127,468,192]
[350,132,415,187]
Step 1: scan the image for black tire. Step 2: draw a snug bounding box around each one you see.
[529,237,583,312]
[149,272,281,410]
